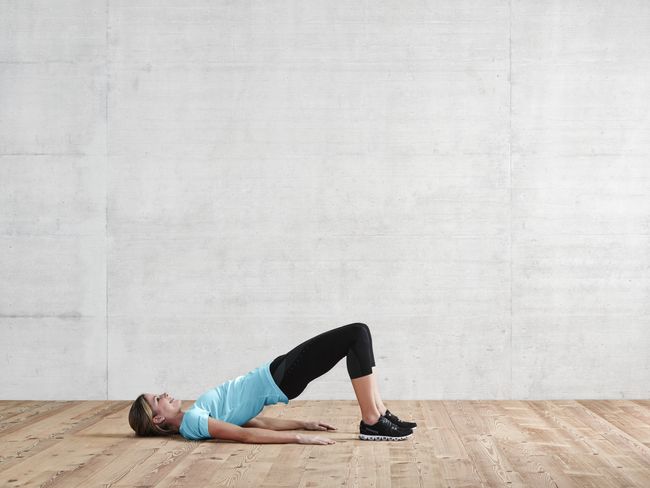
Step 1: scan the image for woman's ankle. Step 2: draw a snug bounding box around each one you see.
[362,413,381,425]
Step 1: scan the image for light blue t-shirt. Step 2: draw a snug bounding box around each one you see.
[179,360,289,441]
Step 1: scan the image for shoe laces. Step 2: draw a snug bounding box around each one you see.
[385,410,400,422]
[381,416,403,433]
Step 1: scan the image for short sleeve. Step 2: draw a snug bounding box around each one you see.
[179,407,211,440]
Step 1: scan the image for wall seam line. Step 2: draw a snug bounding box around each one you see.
[508,0,513,400]
[105,0,110,401]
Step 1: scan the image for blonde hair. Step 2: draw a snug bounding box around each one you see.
[128,394,177,437]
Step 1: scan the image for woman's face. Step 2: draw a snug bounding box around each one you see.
[144,392,182,418]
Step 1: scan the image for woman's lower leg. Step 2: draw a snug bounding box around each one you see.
[352,323,387,415]
[351,373,382,425]
[370,367,388,415]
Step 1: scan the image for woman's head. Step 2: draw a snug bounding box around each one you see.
[128,392,182,437]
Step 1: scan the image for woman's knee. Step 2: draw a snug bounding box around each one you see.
[348,322,371,338]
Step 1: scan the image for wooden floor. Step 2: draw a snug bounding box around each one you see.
[1,399,649,487]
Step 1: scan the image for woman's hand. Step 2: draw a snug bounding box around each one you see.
[303,420,337,431]
[296,433,336,445]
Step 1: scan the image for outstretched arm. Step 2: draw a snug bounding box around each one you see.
[245,416,337,431]
[208,417,334,445]
[245,416,305,431]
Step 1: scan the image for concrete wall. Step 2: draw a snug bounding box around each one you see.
[1,0,649,401]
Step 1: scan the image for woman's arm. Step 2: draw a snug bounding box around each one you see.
[207,418,332,445]
[253,416,305,431]
[208,418,300,444]
[245,417,337,431]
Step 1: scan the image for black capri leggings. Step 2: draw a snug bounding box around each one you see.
[269,323,376,400]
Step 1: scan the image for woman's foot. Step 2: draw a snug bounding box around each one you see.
[359,416,412,441]
[383,409,417,430]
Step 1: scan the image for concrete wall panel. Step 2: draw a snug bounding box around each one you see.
[0,1,107,399]
[2,0,648,401]
[511,0,650,398]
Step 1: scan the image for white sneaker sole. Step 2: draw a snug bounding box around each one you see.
[359,432,412,441]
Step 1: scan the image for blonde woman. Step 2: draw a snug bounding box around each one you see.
[129,323,416,444]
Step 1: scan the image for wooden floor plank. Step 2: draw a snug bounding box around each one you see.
[619,401,650,426]
[1,400,649,487]
[445,400,526,486]
[440,401,489,487]
[532,402,642,488]
[547,402,645,486]
[0,402,77,436]
[490,401,583,487]
[581,401,650,443]
[0,401,36,418]
[109,440,199,487]
[0,401,127,475]
[408,400,446,488]
[577,401,650,462]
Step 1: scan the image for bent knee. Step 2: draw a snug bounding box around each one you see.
[348,322,370,336]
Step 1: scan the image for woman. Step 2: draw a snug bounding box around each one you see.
[129,323,417,444]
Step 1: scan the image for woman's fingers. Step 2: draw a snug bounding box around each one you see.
[305,420,337,431]
[297,434,336,445]
[315,421,336,430]
[319,421,337,430]
[315,436,336,444]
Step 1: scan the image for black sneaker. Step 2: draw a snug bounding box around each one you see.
[359,415,413,441]
[383,409,418,430]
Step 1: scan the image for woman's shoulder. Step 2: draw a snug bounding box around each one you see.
[179,407,212,440]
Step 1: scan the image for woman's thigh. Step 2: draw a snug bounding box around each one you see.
[269,323,372,399]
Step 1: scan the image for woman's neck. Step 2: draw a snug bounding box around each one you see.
[164,410,185,431]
